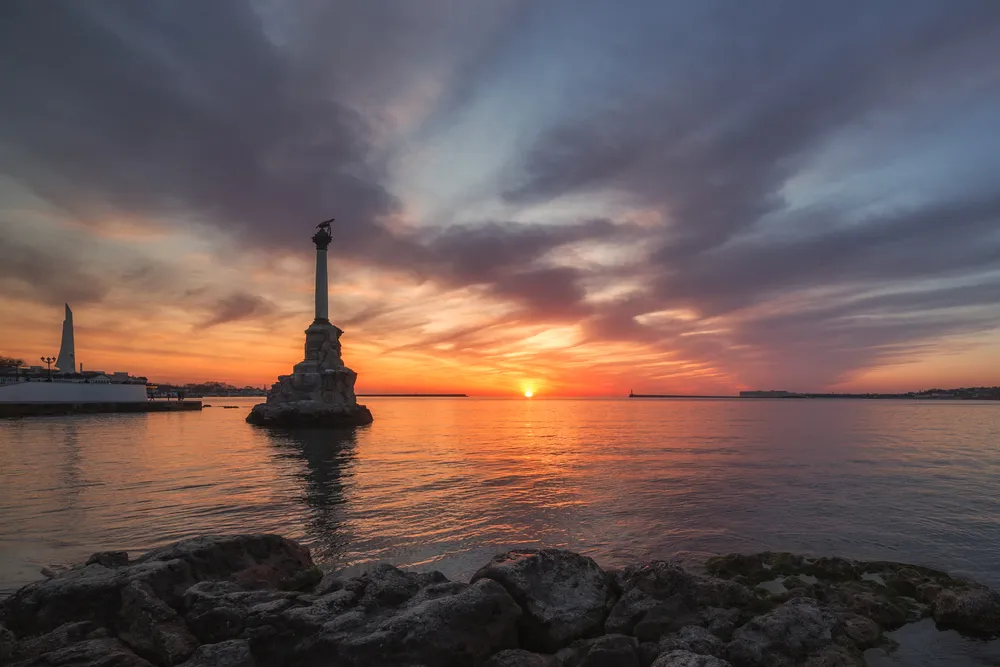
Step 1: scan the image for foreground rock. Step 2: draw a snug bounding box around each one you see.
[472,549,613,651]
[2,537,998,667]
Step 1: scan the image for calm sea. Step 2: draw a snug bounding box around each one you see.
[1,397,998,599]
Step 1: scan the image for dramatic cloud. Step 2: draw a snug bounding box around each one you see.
[2,0,999,391]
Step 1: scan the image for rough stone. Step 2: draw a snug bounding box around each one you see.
[932,585,1000,637]
[725,599,838,667]
[827,582,908,629]
[471,549,614,652]
[837,613,880,649]
[482,648,559,667]
[86,553,130,569]
[651,650,733,667]
[0,535,313,637]
[700,608,740,641]
[117,581,199,666]
[8,622,101,663]
[607,562,750,638]
[658,625,725,657]
[559,634,639,667]
[2,623,15,664]
[799,645,864,667]
[287,578,521,667]
[176,640,254,667]
[11,638,154,667]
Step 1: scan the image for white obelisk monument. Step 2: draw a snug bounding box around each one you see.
[55,304,75,374]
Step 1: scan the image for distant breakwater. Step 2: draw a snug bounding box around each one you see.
[2,534,999,667]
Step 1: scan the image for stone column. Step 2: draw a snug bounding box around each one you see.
[311,225,333,323]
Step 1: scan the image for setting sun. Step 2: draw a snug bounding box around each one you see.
[524,389,533,398]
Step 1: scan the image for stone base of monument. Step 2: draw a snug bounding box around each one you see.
[246,320,373,429]
[246,399,373,428]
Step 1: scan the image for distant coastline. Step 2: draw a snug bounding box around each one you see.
[357,393,468,397]
[629,387,1000,400]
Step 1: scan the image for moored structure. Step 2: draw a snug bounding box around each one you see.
[246,220,373,428]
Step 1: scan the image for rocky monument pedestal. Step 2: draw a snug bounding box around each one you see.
[247,219,373,428]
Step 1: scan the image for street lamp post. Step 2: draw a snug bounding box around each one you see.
[41,356,55,382]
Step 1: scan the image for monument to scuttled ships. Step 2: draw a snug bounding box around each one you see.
[246,220,373,428]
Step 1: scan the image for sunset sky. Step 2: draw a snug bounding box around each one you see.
[2,1,1000,396]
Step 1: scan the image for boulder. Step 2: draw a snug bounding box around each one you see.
[86,553,130,569]
[471,549,614,652]
[826,582,907,629]
[289,578,521,667]
[117,582,199,666]
[607,562,750,637]
[700,608,740,641]
[658,625,725,657]
[177,640,254,667]
[7,622,104,663]
[798,645,863,667]
[11,638,154,667]
[1,535,314,638]
[483,648,559,667]
[932,585,1000,637]
[837,613,880,650]
[557,634,639,667]
[1,623,15,664]
[725,599,838,667]
[651,650,733,667]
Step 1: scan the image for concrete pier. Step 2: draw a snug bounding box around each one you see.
[0,401,202,418]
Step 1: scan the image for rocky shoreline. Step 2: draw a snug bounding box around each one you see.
[1,535,998,667]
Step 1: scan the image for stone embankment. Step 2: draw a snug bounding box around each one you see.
[2,535,998,667]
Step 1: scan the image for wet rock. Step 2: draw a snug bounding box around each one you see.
[133,535,314,592]
[637,642,660,667]
[651,650,733,667]
[275,566,322,592]
[86,552,130,569]
[355,563,446,609]
[632,597,694,642]
[799,645,863,666]
[294,578,521,667]
[177,640,254,667]
[828,583,908,629]
[558,634,639,667]
[607,562,750,638]
[809,558,857,582]
[915,582,942,604]
[12,638,154,666]
[8,622,102,662]
[705,553,805,584]
[658,625,725,657]
[483,648,559,667]
[605,588,666,635]
[838,613,880,649]
[0,535,314,637]
[725,599,838,667]
[1,623,15,664]
[117,581,199,666]
[471,549,613,652]
[932,585,1000,637]
[700,608,740,641]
